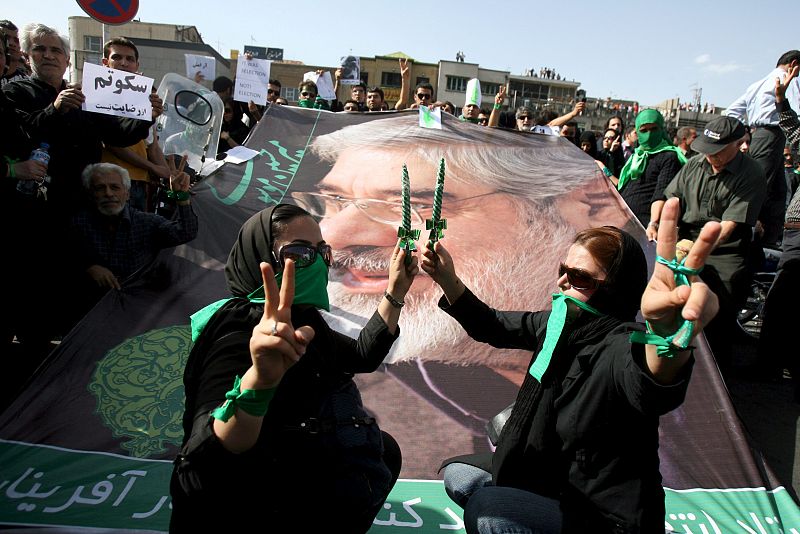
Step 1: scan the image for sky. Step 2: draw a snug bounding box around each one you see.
[4,0,797,107]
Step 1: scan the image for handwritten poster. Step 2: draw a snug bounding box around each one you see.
[184,54,215,81]
[234,57,271,106]
[81,62,153,121]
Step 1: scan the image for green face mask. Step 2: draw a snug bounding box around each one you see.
[637,127,666,151]
[274,254,330,311]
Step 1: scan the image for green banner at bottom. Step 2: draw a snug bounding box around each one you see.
[2,440,799,532]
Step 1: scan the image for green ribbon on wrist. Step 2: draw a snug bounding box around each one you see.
[166,190,190,201]
[629,255,702,358]
[4,156,17,179]
[211,375,276,422]
[493,103,502,110]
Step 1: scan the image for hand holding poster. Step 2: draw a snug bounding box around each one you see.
[303,70,336,100]
[185,54,215,82]
[234,57,271,106]
[81,62,153,120]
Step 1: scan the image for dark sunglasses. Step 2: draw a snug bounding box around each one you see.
[273,242,332,269]
[416,93,432,100]
[267,89,280,96]
[517,115,531,121]
[603,136,616,141]
[558,263,604,290]
[301,91,316,98]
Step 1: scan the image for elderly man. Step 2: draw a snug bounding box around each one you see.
[100,37,168,212]
[291,113,630,477]
[651,116,766,361]
[2,23,153,216]
[68,162,198,322]
[726,50,800,246]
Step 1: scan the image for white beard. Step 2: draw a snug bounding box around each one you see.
[323,216,575,367]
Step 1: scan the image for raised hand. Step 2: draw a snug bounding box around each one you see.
[149,90,164,119]
[775,63,799,103]
[387,243,419,301]
[495,85,507,106]
[399,58,410,81]
[249,260,315,388]
[168,154,190,193]
[641,198,719,342]
[421,241,464,303]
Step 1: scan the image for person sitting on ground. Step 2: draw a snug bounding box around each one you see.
[424,203,720,533]
[67,160,197,323]
[170,203,416,532]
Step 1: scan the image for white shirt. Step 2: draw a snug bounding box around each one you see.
[725,67,800,127]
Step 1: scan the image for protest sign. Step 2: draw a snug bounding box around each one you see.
[419,106,442,129]
[234,57,271,106]
[340,55,361,85]
[81,62,153,120]
[303,70,336,100]
[185,54,215,81]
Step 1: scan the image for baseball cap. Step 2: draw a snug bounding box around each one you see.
[692,116,747,155]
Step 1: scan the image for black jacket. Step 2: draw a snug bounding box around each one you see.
[170,302,398,532]
[442,288,693,533]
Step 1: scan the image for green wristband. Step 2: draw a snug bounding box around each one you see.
[211,375,276,422]
[602,166,612,177]
[4,157,16,179]
[493,103,502,110]
[166,190,191,201]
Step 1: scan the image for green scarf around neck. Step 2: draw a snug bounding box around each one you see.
[617,109,687,191]
[190,256,330,342]
[528,293,602,381]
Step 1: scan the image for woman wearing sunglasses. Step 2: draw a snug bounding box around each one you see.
[171,203,417,532]
[422,198,720,533]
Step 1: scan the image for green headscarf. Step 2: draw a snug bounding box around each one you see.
[616,109,686,191]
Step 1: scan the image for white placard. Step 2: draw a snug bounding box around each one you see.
[303,71,336,100]
[339,55,361,86]
[234,58,271,106]
[185,54,215,81]
[419,105,442,129]
[81,62,153,121]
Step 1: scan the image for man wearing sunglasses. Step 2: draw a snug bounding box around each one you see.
[297,80,329,110]
[302,113,630,477]
[267,79,281,104]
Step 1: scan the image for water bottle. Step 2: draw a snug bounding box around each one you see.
[17,142,51,195]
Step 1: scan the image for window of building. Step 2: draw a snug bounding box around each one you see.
[446,75,469,92]
[282,87,298,102]
[84,52,101,65]
[481,82,500,96]
[84,35,102,52]
[381,72,402,87]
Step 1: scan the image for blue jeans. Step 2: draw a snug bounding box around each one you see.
[443,463,562,534]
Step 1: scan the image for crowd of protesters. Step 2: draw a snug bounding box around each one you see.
[2,15,800,531]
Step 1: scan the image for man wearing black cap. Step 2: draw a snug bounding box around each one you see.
[725,50,800,246]
[652,116,765,361]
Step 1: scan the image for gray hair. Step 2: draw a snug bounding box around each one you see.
[676,126,694,142]
[20,23,70,59]
[310,113,596,204]
[81,163,131,191]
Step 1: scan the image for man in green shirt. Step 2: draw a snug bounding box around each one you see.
[652,116,765,362]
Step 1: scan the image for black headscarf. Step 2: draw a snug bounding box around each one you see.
[491,227,647,501]
[580,131,599,159]
[585,227,648,322]
[224,204,281,297]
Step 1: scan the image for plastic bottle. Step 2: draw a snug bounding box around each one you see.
[17,142,51,195]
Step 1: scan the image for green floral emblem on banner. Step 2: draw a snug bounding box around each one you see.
[88,326,191,458]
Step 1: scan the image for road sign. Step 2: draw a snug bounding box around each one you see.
[76,0,139,25]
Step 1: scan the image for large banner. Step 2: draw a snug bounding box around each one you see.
[0,108,798,532]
